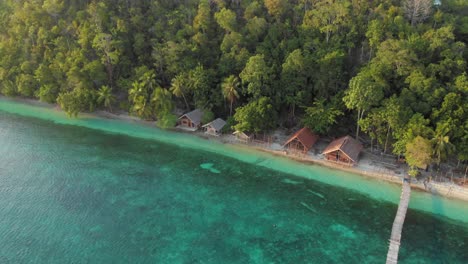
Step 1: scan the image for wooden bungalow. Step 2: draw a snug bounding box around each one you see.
[283,127,319,154]
[322,135,363,166]
[178,109,203,130]
[202,118,226,136]
[233,131,253,143]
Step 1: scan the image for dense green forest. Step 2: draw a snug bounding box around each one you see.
[0,0,467,168]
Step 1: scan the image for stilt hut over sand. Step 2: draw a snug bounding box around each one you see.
[202,118,226,136]
[283,127,319,153]
[177,109,203,130]
[322,135,363,166]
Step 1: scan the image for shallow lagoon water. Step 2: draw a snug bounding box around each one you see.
[0,98,467,263]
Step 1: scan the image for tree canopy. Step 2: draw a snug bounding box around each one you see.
[0,0,466,162]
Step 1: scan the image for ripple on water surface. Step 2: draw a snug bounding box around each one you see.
[0,101,467,263]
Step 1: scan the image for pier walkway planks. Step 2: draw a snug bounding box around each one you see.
[386,175,411,264]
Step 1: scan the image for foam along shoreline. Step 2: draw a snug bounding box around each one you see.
[1,96,467,224]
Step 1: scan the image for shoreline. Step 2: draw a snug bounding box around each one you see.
[241,142,468,202]
[2,95,468,202]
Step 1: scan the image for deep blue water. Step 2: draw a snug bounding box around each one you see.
[0,107,467,263]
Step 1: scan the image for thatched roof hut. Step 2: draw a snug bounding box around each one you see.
[322,135,363,165]
[233,131,253,142]
[202,118,226,136]
[178,109,203,130]
[283,128,319,153]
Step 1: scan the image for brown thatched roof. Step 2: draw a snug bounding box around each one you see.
[179,109,203,126]
[283,127,319,152]
[322,135,363,163]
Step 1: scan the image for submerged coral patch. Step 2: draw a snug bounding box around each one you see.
[200,163,221,174]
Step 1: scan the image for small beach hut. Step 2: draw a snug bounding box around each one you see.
[283,127,319,153]
[178,109,203,130]
[233,131,253,143]
[202,118,226,136]
[322,135,363,166]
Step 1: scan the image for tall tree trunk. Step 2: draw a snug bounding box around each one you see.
[355,110,360,140]
[384,124,391,154]
[464,166,467,184]
[105,56,113,87]
[356,109,364,140]
[360,45,364,63]
[230,100,233,116]
[291,103,296,119]
[182,93,189,111]
[437,150,441,167]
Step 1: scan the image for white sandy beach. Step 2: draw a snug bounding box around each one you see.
[2,95,468,202]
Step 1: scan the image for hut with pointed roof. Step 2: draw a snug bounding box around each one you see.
[322,135,363,166]
[178,109,203,130]
[202,118,226,136]
[283,127,319,154]
[233,131,253,143]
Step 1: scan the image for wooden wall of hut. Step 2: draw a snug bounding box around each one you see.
[325,151,353,165]
[206,127,217,135]
[179,117,193,128]
[286,139,306,153]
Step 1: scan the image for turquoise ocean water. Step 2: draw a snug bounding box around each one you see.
[0,98,467,263]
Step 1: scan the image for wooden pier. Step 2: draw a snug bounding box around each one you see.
[386,175,412,264]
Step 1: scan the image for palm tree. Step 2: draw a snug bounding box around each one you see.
[128,70,159,119]
[128,82,143,102]
[151,87,173,117]
[221,75,240,116]
[97,85,115,112]
[170,74,189,111]
[432,126,455,166]
[128,82,150,118]
[132,95,150,118]
[140,71,157,91]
